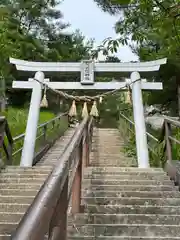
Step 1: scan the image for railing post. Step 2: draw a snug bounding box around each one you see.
[5,122,13,165]
[71,140,83,214]
[88,118,93,153]
[43,125,47,142]
[0,118,5,164]
[83,124,90,168]
[82,134,87,168]
[48,177,68,240]
[165,120,172,162]
[52,120,55,129]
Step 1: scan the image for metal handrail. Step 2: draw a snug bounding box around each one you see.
[119,112,163,167]
[119,112,158,142]
[162,116,180,162]
[13,133,25,142]
[0,112,68,165]
[13,112,67,142]
[12,116,93,240]
[119,112,180,165]
[163,116,180,128]
[12,112,68,162]
[156,116,180,185]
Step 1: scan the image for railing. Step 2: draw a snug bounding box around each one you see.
[119,113,180,168]
[0,116,13,165]
[119,113,161,163]
[33,112,68,165]
[11,116,94,240]
[160,117,180,182]
[161,117,180,162]
[0,113,68,165]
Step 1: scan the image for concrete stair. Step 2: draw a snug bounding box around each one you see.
[0,128,75,239]
[68,167,180,239]
[0,167,47,238]
[68,128,180,239]
[0,127,179,239]
[89,128,136,167]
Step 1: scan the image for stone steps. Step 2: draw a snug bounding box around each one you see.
[83,175,169,180]
[82,179,174,186]
[68,224,180,237]
[69,128,180,239]
[88,163,136,167]
[0,188,38,196]
[0,213,23,223]
[82,197,180,206]
[0,196,34,204]
[0,203,29,212]
[84,167,164,172]
[84,204,180,215]
[89,163,137,167]
[0,127,179,239]
[68,237,180,240]
[83,190,180,198]
[0,177,45,184]
[0,128,75,239]
[68,213,180,225]
[0,183,41,189]
[0,223,17,235]
[0,172,49,177]
[90,157,133,160]
[84,171,166,177]
[82,185,177,191]
[1,166,52,174]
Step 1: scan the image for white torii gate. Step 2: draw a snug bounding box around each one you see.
[10,57,167,168]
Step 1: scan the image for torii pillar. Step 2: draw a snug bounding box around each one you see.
[10,58,167,168]
[130,72,149,168]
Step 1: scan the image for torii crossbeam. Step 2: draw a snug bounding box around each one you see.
[10,57,167,168]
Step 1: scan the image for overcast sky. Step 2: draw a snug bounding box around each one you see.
[59,0,138,62]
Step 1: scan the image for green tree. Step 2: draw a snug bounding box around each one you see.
[94,0,180,116]
[0,1,94,107]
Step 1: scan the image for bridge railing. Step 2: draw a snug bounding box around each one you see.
[0,113,68,165]
[11,116,93,240]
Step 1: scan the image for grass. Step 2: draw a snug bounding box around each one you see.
[4,107,56,137]
[1,107,68,165]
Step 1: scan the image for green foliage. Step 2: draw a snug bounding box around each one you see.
[94,0,131,14]
[2,107,68,165]
[4,107,55,136]
[170,128,180,161]
[98,94,121,128]
[0,1,94,106]
[118,109,166,167]
[94,0,180,115]
[118,111,136,160]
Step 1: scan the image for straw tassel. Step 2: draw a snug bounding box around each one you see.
[40,86,48,108]
[59,99,63,106]
[127,86,132,104]
[99,96,103,104]
[90,100,99,117]
[69,100,77,117]
[81,102,88,118]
